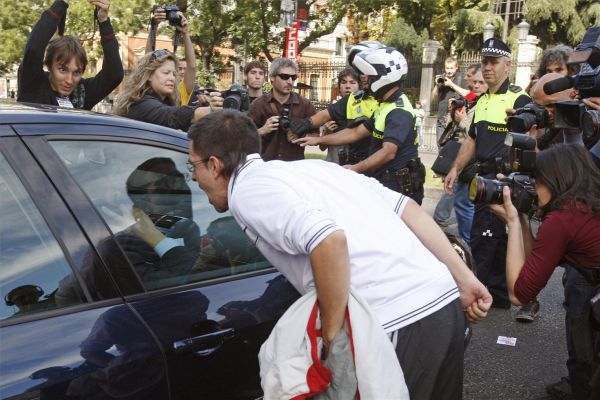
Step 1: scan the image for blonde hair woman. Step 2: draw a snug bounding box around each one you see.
[114,50,211,130]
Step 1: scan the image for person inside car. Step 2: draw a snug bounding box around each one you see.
[17,0,123,109]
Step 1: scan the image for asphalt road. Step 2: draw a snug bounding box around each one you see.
[419,149,568,400]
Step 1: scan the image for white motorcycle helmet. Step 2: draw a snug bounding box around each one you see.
[347,40,385,66]
[352,46,408,98]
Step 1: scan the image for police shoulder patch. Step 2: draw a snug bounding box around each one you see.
[395,98,404,107]
[508,85,523,93]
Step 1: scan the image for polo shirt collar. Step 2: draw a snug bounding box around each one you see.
[229,153,263,196]
[487,78,510,95]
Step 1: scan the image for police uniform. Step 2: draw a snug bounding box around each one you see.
[362,89,425,204]
[327,91,379,163]
[468,38,531,306]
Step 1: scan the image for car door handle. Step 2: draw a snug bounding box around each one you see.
[173,328,235,356]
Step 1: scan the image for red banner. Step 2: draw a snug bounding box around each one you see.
[284,20,300,62]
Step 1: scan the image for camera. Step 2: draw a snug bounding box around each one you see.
[468,172,537,214]
[222,83,250,112]
[451,97,468,109]
[545,26,600,147]
[468,131,538,214]
[279,105,291,135]
[162,4,182,27]
[506,103,550,133]
[435,74,446,85]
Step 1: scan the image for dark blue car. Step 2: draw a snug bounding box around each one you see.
[0,102,300,399]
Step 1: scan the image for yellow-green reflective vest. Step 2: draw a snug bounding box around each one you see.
[346,92,378,120]
[372,93,415,140]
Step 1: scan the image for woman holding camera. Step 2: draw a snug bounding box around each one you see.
[113,12,216,131]
[489,143,600,399]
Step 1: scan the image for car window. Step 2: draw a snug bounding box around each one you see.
[0,154,85,321]
[49,140,270,292]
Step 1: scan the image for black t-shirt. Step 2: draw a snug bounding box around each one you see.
[362,90,418,177]
[327,95,371,159]
[436,71,466,118]
[468,79,531,162]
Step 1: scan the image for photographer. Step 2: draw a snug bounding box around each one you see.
[489,144,600,400]
[145,6,197,107]
[17,0,123,109]
[431,56,468,144]
[113,50,213,130]
[244,61,267,103]
[434,66,487,243]
[248,58,316,161]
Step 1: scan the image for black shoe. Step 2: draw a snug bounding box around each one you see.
[545,377,573,399]
[516,299,540,322]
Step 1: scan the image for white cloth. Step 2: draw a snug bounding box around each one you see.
[229,154,459,332]
[259,288,409,400]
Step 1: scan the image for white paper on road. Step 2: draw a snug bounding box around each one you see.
[496,336,517,346]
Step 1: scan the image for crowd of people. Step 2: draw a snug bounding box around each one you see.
[11,0,600,398]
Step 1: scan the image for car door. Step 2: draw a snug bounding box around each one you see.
[0,127,169,400]
[16,121,300,399]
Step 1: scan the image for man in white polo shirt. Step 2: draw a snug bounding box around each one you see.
[187,109,492,400]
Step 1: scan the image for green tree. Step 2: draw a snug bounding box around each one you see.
[383,16,429,59]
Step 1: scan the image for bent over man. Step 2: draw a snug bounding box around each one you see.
[187,109,492,400]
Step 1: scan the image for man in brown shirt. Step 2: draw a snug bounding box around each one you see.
[249,58,316,161]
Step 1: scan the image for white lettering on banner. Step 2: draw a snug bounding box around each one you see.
[285,21,299,62]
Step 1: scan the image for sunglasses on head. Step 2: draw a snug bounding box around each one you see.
[277,73,298,81]
[151,49,173,59]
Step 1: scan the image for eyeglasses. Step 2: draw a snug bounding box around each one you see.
[186,158,206,173]
[152,49,172,59]
[276,73,298,81]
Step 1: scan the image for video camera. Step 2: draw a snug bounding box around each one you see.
[468,133,538,214]
[435,73,446,85]
[222,83,250,112]
[543,26,600,147]
[506,102,551,132]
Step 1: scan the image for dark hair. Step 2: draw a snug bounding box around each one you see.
[44,35,88,73]
[337,67,359,87]
[188,110,260,178]
[535,44,579,78]
[536,144,600,214]
[244,60,267,76]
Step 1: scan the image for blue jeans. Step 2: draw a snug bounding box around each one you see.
[433,182,473,244]
[453,181,473,244]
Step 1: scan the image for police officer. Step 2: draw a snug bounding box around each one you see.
[445,38,531,310]
[294,46,425,204]
[290,41,381,165]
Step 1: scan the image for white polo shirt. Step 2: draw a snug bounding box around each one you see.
[228,154,459,332]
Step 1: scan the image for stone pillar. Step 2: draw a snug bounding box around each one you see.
[515,34,540,88]
[419,40,442,114]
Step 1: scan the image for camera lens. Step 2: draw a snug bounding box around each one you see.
[582,110,600,145]
[223,94,242,110]
[507,113,537,133]
[468,176,505,204]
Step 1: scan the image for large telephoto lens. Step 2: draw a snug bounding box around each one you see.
[468,176,505,204]
[507,113,537,133]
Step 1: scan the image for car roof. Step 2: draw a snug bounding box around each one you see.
[0,101,188,140]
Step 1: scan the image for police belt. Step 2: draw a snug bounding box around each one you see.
[477,157,508,175]
[378,158,422,181]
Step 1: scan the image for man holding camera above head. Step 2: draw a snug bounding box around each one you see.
[445,38,531,313]
[432,56,468,144]
[295,46,426,204]
[18,0,123,109]
[145,5,197,107]
[248,57,316,161]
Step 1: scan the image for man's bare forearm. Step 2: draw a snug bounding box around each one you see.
[310,230,349,343]
[452,136,476,173]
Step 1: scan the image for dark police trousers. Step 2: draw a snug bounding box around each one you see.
[564,267,600,400]
[470,202,509,306]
